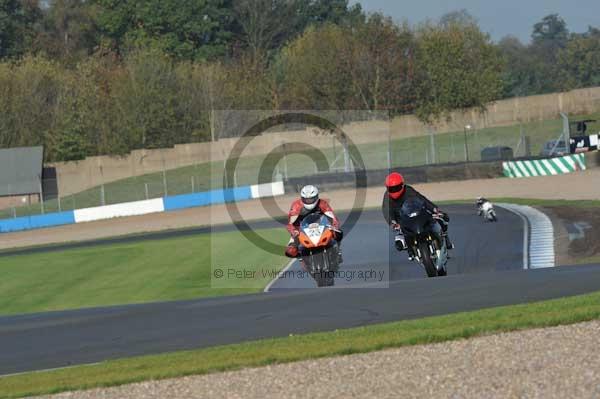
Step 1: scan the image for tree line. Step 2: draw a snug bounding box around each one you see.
[0,1,598,161]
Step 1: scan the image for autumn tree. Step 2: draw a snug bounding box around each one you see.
[414,20,504,123]
[342,13,416,114]
[557,26,600,90]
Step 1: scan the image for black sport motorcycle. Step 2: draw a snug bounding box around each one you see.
[396,198,449,278]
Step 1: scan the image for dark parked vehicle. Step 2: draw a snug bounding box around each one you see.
[540,140,569,157]
[480,146,514,162]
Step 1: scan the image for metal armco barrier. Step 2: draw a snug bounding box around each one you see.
[285,161,504,193]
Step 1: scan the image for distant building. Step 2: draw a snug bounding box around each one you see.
[0,146,44,210]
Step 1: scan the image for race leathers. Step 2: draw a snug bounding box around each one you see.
[381,185,449,232]
[285,199,341,257]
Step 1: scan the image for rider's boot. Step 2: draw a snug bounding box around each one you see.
[395,235,407,251]
[395,235,416,261]
[337,245,344,264]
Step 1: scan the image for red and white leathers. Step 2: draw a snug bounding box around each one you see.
[284,198,341,257]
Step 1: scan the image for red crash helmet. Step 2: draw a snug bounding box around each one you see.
[385,172,405,200]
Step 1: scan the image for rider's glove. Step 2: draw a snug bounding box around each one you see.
[291,230,300,238]
[433,210,449,222]
[391,222,401,231]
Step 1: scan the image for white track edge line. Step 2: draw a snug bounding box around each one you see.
[0,362,101,378]
[264,259,297,293]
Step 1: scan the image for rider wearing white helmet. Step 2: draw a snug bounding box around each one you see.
[284,185,343,258]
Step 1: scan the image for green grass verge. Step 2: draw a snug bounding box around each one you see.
[4,112,599,219]
[2,290,600,398]
[0,228,289,316]
[576,256,600,265]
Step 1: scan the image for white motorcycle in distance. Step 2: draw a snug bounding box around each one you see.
[477,197,497,222]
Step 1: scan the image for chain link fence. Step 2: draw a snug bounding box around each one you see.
[1,112,595,220]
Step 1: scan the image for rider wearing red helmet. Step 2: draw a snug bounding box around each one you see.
[382,172,453,256]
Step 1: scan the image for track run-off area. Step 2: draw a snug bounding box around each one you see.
[1,205,600,376]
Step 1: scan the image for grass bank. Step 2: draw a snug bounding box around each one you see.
[0,228,289,316]
[2,289,600,398]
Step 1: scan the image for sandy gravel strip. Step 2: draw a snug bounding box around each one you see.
[29,319,600,399]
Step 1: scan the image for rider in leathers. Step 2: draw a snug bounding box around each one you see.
[382,172,453,257]
[285,185,343,260]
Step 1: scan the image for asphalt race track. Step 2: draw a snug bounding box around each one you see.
[1,205,600,375]
[269,205,524,289]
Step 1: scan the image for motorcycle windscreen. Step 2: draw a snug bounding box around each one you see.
[397,198,429,235]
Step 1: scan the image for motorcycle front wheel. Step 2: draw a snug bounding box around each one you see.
[418,241,438,278]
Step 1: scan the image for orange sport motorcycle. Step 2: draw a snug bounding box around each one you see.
[297,213,341,287]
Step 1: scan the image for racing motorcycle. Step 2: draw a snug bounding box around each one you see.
[297,213,341,287]
[478,200,497,222]
[396,198,448,278]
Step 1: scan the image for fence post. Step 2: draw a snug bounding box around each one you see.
[162,157,168,196]
[463,125,471,162]
[386,130,392,171]
[38,175,45,215]
[428,126,436,164]
[145,183,149,200]
[99,166,105,206]
[283,143,289,181]
[191,176,195,193]
[56,174,61,212]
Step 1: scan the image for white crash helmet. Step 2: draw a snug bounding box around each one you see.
[300,185,319,211]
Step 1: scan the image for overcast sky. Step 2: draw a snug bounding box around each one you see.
[354,0,600,43]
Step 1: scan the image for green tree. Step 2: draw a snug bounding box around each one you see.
[558,27,600,89]
[342,13,416,114]
[51,54,123,160]
[276,24,353,109]
[0,0,41,58]
[532,13,569,47]
[439,9,478,28]
[527,14,569,93]
[92,0,234,60]
[300,0,363,26]
[232,0,364,69]
[498,35,540,97]
[111,47,184,149]
[35,0,99,63]
[414,20,504,123]
[0,55,63,159]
